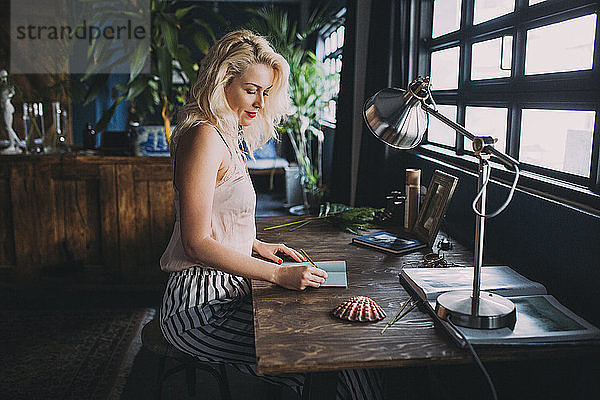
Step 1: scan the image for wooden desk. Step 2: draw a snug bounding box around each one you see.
[252,216,599,381]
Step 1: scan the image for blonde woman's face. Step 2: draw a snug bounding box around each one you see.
[225,63,274,127]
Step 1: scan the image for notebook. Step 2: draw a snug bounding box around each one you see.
[281,260,347,287]
[352,232,427,255]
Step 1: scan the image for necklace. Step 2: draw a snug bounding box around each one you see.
[237,126,248,159]
[237,127,250,177]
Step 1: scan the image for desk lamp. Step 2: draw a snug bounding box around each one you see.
[363,76,520,329]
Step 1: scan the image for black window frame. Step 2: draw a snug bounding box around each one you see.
[414,0,600,212]
[317,7,346,126]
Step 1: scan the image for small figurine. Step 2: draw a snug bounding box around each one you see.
[0,70,22,154]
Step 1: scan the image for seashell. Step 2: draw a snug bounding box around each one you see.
[331,296,387,322]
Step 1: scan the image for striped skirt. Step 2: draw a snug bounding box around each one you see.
[160,267,383,399]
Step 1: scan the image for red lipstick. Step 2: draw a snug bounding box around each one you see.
[245,111,257,118]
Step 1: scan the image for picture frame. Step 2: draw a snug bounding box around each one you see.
[413,170,459,247]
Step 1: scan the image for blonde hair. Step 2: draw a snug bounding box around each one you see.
[171,30,290,156]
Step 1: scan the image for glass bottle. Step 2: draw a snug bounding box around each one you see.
[45,102,60,154]
[83,122,97,150]
[27,103,44,154]
[58,107,69,152]
[48,102,69,153]
[22,103,30,145]
[37,102,45,141]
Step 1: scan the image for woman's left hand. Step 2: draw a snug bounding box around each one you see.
[253,239,307,264]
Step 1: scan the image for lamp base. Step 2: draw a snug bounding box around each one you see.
[435,290,516,330]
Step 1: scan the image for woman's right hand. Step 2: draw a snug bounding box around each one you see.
[274,264,328,290]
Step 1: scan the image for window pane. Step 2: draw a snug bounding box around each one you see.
[474,0,514,25]
[465,106,508,153]
[428,105,457,147]
[471,36,512,80]
[432,0,462,38]
[529,0,545,5]
[525,14,596,75]
[431,47,460,90]
[520,109,595,177]
[325,99,336,122]
[330,31,338,52]
[337,25,345,48]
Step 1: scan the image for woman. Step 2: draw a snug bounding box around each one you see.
[160,30,382,399]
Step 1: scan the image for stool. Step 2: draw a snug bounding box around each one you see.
[141,318,231,400]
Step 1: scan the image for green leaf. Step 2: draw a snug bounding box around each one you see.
[82,74,109,105]
[151,85,161,105]
[88,35,107,60]
[161,21,178,58]
[192,32,210,54]
[126,76,148,101]
[129,41,150,83]
[192,19,217,43]
[156,46,172,98]
[95,95,124,133]
[175,45,195,83]
[148,79,159,91]
[318,203,381,234]
[114,82,129,93]
[175,5,196,20]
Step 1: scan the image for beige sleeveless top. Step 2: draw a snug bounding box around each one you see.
[160,129,256,272]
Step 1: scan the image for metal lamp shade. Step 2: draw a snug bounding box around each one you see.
[363,87,428,149]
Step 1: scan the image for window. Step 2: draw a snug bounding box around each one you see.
[524,14,596,75]
[471,36,512,80]
[419,0,600,205]
[465,106,508,153]
[317,8,345,124]
[432,0,461,38]
[473,0,515,25]
[428,105,457,148]
[430,46,460,89]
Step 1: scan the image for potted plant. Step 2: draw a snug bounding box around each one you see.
[79,0,222,139]
[245,6,340,214]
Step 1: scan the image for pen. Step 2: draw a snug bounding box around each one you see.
[264,216,324,231]
[380,299,419,334]
[289,220,312,231]
[300,249,317,268]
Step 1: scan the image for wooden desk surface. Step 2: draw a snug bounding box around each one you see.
[252,216,599,375]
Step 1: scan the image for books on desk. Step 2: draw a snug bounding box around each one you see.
[400,266,600,347]
[352,232,427,255]
[281,261,347,287]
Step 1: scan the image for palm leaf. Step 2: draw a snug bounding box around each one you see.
[318,203,382,235]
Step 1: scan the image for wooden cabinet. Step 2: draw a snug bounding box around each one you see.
[0,155,174,282]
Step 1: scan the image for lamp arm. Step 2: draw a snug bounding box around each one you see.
[422,103,519,169]
[420,103,520,219]
[421,103,476,141]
